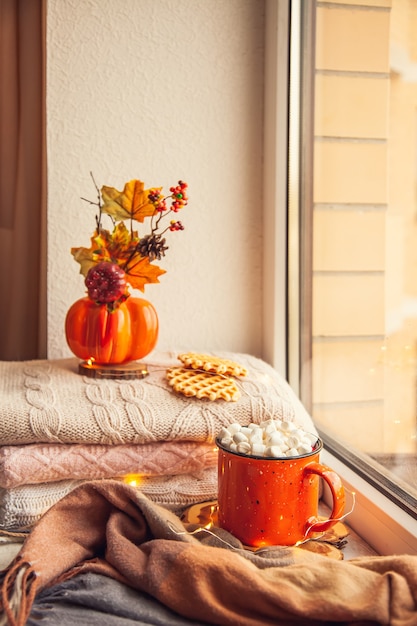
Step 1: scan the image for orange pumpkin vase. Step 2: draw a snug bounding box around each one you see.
[65,296,158,365]
[65,261,158,365]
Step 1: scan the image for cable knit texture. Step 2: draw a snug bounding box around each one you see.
[0,352,314,445]
[0,469,218,531]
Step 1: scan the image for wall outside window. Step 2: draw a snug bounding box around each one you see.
[309,0,417,491]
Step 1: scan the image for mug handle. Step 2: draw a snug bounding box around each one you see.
[303,462,346,536]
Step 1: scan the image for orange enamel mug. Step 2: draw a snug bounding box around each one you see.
[216,436,345,547]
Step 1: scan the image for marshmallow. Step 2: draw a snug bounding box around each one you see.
[285,448,300,457]
[218,419,316,458]
[297,443,313,455]
[249,431,264,444]
[267,431,284,446]
[303,432,319,444]
[251,443,266,456]
[286,435,301,449]
[236,441,251,454]
[265,445,285,458]
[279,420,297,432]
[233,431,249,444]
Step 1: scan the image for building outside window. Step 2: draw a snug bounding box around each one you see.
[287,0,417,534]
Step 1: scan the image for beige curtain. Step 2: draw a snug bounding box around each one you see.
[0,0,46,360]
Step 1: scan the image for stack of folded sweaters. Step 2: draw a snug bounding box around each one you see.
[0,351,314,534]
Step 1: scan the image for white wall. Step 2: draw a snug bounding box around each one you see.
[46,0,265,359]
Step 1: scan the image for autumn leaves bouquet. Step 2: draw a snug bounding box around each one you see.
[65,176,189,366]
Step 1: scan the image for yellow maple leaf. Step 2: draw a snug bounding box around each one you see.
[71,246,98,278]
[70,228,124,275]
[101,180,159,223]
[94,224,139,265]
[71,232,112,277]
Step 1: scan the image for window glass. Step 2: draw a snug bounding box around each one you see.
[303,0,417,499]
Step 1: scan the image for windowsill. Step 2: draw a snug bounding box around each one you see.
[319,500,378,559]
[342,520,379,559]
[321,448,417,556]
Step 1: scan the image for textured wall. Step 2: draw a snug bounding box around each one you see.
[46,0,265,359]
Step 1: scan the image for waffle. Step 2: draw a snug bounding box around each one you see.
[177,353,248,378]
[166,367,241,402]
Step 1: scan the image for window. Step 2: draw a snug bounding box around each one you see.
[264,0,417,554]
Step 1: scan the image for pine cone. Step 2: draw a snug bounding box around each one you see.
[137,234,169,261]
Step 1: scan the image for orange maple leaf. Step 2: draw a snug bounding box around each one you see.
[124,255,166,292]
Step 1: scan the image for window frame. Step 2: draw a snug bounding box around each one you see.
[263,0,417,555]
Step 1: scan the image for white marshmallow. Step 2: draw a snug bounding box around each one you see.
[267,431,284,446]
[279,421,296,432]
[285,448,299,457]
[218,427,231,439]
[266,445,285,458]
[249,430,263,444]
[264,422,277,436]
[304,432,319,444]
[251,443,266,456]
[236,441,251,454]
[233,431,248,444]
[287,435,301,449]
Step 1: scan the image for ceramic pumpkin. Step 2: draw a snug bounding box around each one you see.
[65,295,158,365]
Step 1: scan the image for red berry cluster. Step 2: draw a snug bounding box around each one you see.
[169,180,188,212]
[169,220,184,232]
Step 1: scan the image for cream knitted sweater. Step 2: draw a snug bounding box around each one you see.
[0,352,314,446]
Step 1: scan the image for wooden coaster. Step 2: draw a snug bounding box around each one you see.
[78,361,149,380]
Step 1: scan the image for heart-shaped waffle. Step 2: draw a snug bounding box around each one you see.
[166,367,241,402]
[177,353,248,378]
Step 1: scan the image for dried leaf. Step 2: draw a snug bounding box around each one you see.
[298,541,344,560]
[71,241,105,278]
[101,180,158,223]
[95,224,139,265]
[124,255,166,292]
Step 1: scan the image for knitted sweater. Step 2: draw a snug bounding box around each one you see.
[0,351,314,446]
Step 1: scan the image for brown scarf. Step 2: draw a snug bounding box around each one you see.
[1,480,416,626]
